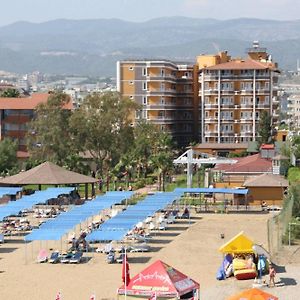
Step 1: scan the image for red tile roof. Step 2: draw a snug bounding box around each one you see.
[214,153,272,174]
[204,59,276,71]
[0,93,72,110]
[260,144,275,150]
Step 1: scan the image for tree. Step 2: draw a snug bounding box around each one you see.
[1,88,20,98]
[69,92,137,182]
[258,110,272,145]
[0,138,18,175]
[150,130,174,191]
[27,91,74,165]
[131,121,156,178]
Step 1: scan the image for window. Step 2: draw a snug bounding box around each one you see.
[265,81,270,89]
[142,82,147,90]
[129,66,134,71]
[143,96,147,105]
[142,68,147,76]
[142,110,148,119]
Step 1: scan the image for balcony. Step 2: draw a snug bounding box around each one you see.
[221,89,235,95]
[220,118,234,122]
[240,118,253,123]
[240,103,253,108]
[146,103,177,110]
[256,103,270,109]
[204,118,217,123]
[205,132,218,137]
[256,89,270,95]
[240,89,255,94]
[2,115,31,123]
[199,75,219,81]
[147,89,177,96]
[240,131,253,137]
[221,103,234,108]
[203,89,218,95]
[146,74,177,82]
[205,103,218,109]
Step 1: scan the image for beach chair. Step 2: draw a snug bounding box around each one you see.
[158,221,167,230]
[106,251,116,264]
[116,253,126,264]
[69,252,83,264]
[104,243,114,254]
[48,251,60,264]
[37,249,48,263]
[148,222,156,231]
[130,243,150,253]
[60,252,73,264]
[166,215,176,224]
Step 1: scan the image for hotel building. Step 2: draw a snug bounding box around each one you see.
[198,43,279,144]
[116,60,199,146]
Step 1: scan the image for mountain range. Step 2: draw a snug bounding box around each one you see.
[0,17,299,76]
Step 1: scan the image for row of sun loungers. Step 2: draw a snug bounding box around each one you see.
[37,250,83,264]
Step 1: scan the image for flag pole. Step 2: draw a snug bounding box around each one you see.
[125,247,127,300]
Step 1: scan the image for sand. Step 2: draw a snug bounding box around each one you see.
[0,212,299,300]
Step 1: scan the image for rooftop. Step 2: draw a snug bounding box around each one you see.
[243,173,288,187]
[193,143,248,150]
[214,153,272,174]
[204,59,276,71]
[0,93,72,110]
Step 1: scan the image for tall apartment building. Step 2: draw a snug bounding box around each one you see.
[117,60,199,146]
[197,42,279,144]
[117,42,279,147]
[287,93,300,129]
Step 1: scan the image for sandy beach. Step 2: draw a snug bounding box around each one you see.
[0,212,299,299]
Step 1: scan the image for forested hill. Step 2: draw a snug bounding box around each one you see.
[0,17,299,76]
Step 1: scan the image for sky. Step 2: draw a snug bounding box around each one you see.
[0,0,300,26]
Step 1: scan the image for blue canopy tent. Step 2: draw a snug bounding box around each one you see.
[0,187,75,221]
[0,187,22,198]
[174,187,249,210]
[24,191,134,243]
[86,191,183,242]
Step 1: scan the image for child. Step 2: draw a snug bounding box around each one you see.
[269,264,276,287]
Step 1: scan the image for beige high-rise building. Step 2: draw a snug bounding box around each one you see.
[117,60,199,146]
[117,42,279,147]
[197,42,279,144]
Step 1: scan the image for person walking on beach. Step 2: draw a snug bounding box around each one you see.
[269,264,276,287]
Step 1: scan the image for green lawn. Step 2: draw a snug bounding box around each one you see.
[288,167,300,183]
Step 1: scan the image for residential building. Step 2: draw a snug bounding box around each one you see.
[117,60,199,146]
[287,92,300,129]
[117,42,279,148]
[0,93,72,157]
[197,42,279,144]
